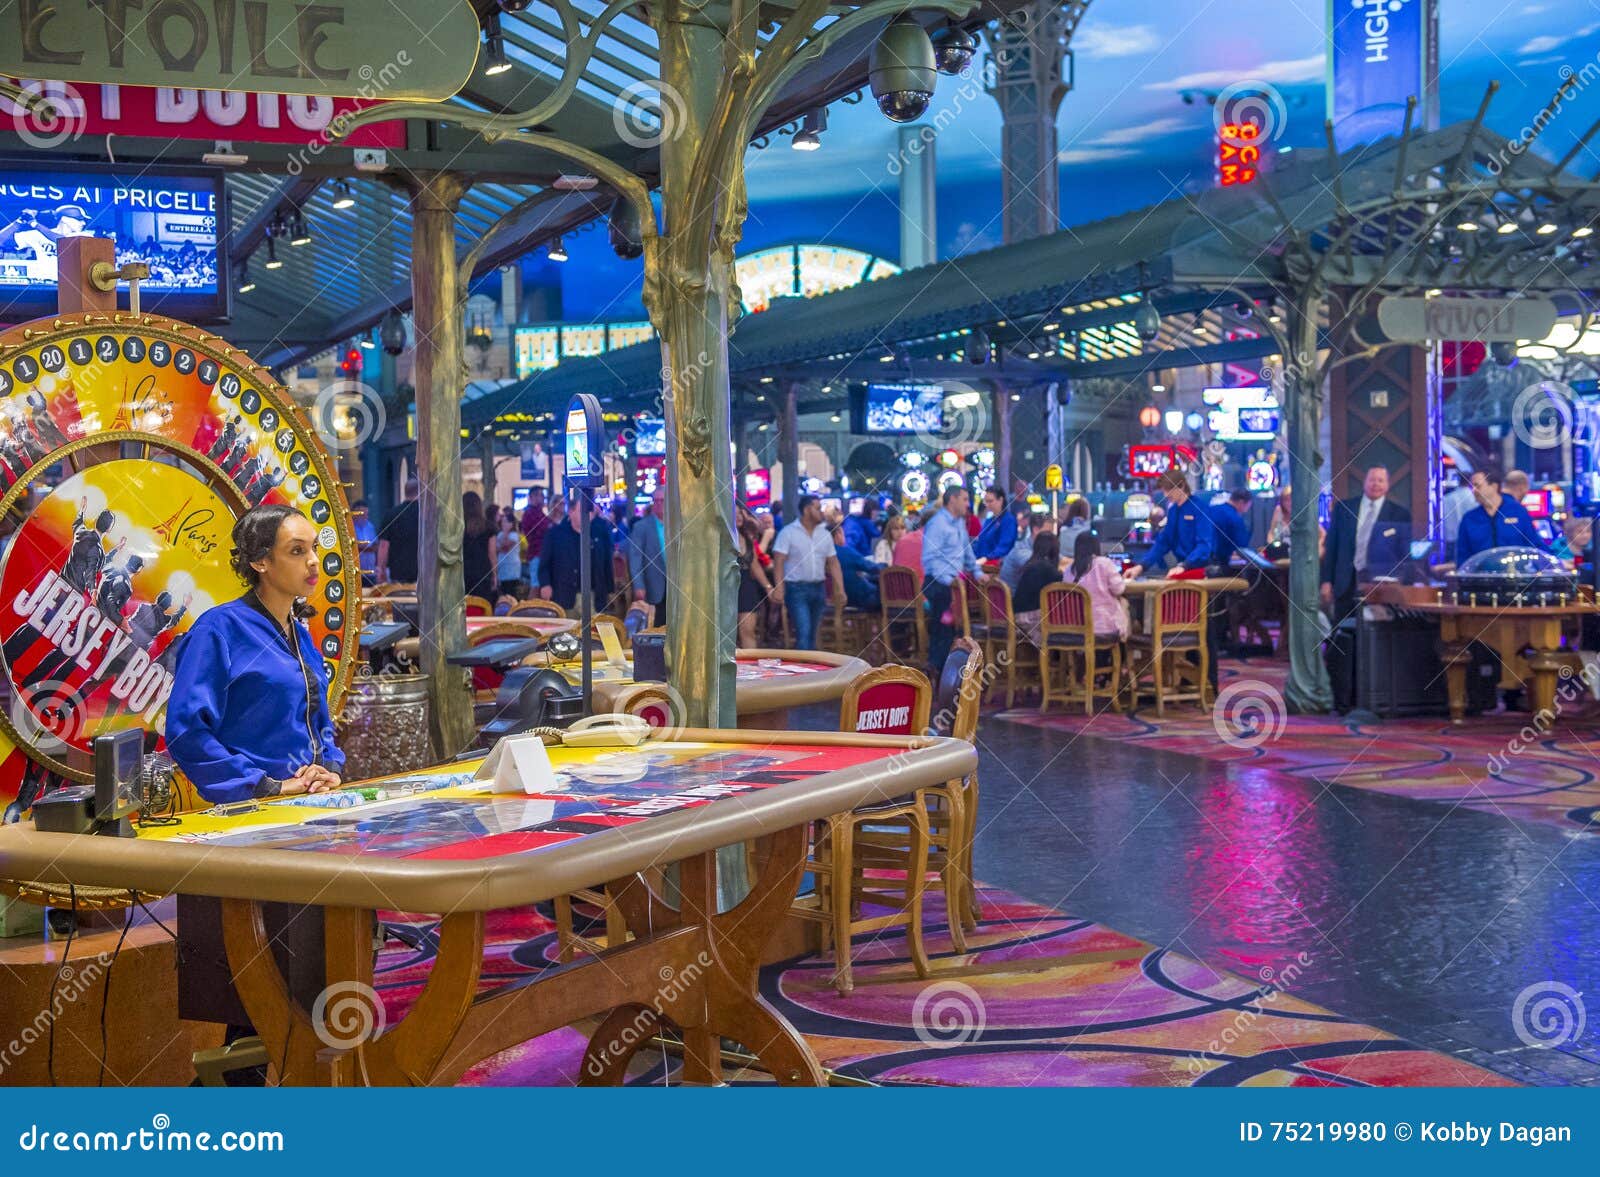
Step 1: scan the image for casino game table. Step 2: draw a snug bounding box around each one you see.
[575,648,869,727]
[0,729,973,1087]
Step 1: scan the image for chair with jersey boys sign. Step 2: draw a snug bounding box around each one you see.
[795,665,934,993]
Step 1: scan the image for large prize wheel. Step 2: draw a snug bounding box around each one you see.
[0,312,361,799]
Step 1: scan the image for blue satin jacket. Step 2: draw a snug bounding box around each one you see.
[165,596,345,803]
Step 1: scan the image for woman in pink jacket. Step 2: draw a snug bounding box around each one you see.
[1065,530,1130,641]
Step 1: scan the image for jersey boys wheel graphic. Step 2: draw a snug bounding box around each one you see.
[0,313,359,790]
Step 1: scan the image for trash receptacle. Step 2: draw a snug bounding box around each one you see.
[337,674,433,782]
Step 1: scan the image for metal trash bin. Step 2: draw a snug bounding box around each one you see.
[337,674,433,782]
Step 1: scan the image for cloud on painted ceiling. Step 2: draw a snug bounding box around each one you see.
[1517,22,1600,56]
[1143,54,1324,92]
[1073,24,1164,58]
[1058,115,1195,163]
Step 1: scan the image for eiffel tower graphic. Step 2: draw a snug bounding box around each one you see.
[153,496,192,545]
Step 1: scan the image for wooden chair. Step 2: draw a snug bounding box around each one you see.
[1126,584,1209,715]
[818,559,874,655]
[851,641,985,969]
[1038,583,1123,715]
[493,594,516,616]
[972,577,1035,706]
[464,594,493,617]
[510,598,567,620]
[878,565,925,666]
[797,665,935,994]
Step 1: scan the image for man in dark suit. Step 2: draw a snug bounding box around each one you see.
[1320,465,1411,711]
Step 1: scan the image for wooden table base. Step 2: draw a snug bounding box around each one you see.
[220,826,823,1087]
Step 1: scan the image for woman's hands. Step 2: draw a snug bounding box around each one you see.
[287,764,342,794]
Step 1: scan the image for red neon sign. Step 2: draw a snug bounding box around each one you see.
[1217,120,1262,187]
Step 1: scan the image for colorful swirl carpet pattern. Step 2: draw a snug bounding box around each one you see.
[999,661,1600,836]
[374,889,1511,1087]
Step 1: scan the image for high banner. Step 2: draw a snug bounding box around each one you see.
[1327,0,1439,149]
[0,314,359,795]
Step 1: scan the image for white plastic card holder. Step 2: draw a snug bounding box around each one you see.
[473,733,562,794]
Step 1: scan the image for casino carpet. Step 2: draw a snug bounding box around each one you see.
[995,658,1600,837]
[374,890,1512,1087]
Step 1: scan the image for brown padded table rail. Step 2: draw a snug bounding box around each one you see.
[0,728,971,915]
[584,649,869,716]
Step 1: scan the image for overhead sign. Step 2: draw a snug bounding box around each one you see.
[1,80,406,146]
[2,0,479,101]
[1328,0,1438,149]
[563,394,607,489]
[1377,297,1559,344]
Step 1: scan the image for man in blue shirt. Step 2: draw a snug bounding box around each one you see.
[841,499,881,557]
[830,525,881,609]
[921,486,989,677]
[973,487,1019,562]
[1128,469,1214,578]
[1206,491,1255,566]
[1456,464,1546,563]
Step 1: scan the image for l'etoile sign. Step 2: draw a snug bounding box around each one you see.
[3,0,479,101]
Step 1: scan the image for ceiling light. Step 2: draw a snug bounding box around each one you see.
[1574,226,1595,238]
[331,180,355,210]
[264,237,283,269]
[1457,221,1480,232]
[1426,287,1442,296]
[1151,383,1166,393]
[483,14,512,75]
[1537,222,1559,234]
[289,210,312,246]
[547,236,568,262]
[237,264,256,294]
[1497,221,1518,234]
[792,107,827,151]
[830,413,842,422]
[1010,393,1022,401]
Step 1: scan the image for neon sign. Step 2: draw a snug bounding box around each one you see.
[1217,120,1262,187]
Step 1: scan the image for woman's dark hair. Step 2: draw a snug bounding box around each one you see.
[229,503,300,586]
[462,491,490,538]
[1070,528,1102,581]
[1029,531,1060,568]
[1065,497,1090,523]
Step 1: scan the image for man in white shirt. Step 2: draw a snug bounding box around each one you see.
[771,494,838,650]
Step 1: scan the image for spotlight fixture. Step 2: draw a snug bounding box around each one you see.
[1151,383,1166,393]
[547,236,568,262]
[289,209,312,246]
[264,236,283,269]
[608,193,644,259]
[359,333,375,349]
[1496,220,1518,235]
[929,23,977,75]
[237,263,256,294]
[1574,226,1595,238]
[870,16,936,123]
[331,180,356,210]
[1456,220,1480,232]
[1537,222,1559,235]
[791,107,827,151]
[483,13,512,75]
[380,308,407,355]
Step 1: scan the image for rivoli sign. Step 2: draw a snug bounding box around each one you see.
[2,0,479,102]
[1377,296,1560,344]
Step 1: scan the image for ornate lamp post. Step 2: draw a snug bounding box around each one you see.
[338,0,976,738]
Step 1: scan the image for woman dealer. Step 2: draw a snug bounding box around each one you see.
[165,505,345,803]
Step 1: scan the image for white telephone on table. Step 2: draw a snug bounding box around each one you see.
[560,714,652,748]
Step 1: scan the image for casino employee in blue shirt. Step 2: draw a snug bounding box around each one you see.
[166,504,345,803]
[1455,463,1546,563]
[1127,468,1214,578]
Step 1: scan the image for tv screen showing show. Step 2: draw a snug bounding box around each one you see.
[0,162,229,321]
[634,415,666,455]
[855,382,943,435]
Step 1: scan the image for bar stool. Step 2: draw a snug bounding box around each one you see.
[1127,584,1209,715]
[878,565,926,666]
[510,599,567,620]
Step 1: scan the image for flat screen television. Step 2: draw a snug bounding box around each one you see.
[851,382,943,435]
[634,415,665,456]
[0,161,230,322]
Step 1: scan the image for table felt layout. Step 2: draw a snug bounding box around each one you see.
[560,657,832,686]
[143,742,891,861]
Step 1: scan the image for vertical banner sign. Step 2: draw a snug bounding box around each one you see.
[1327,0,1439,149]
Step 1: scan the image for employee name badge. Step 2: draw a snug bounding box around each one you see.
[598,622,628,668]
[474,733,562,794]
